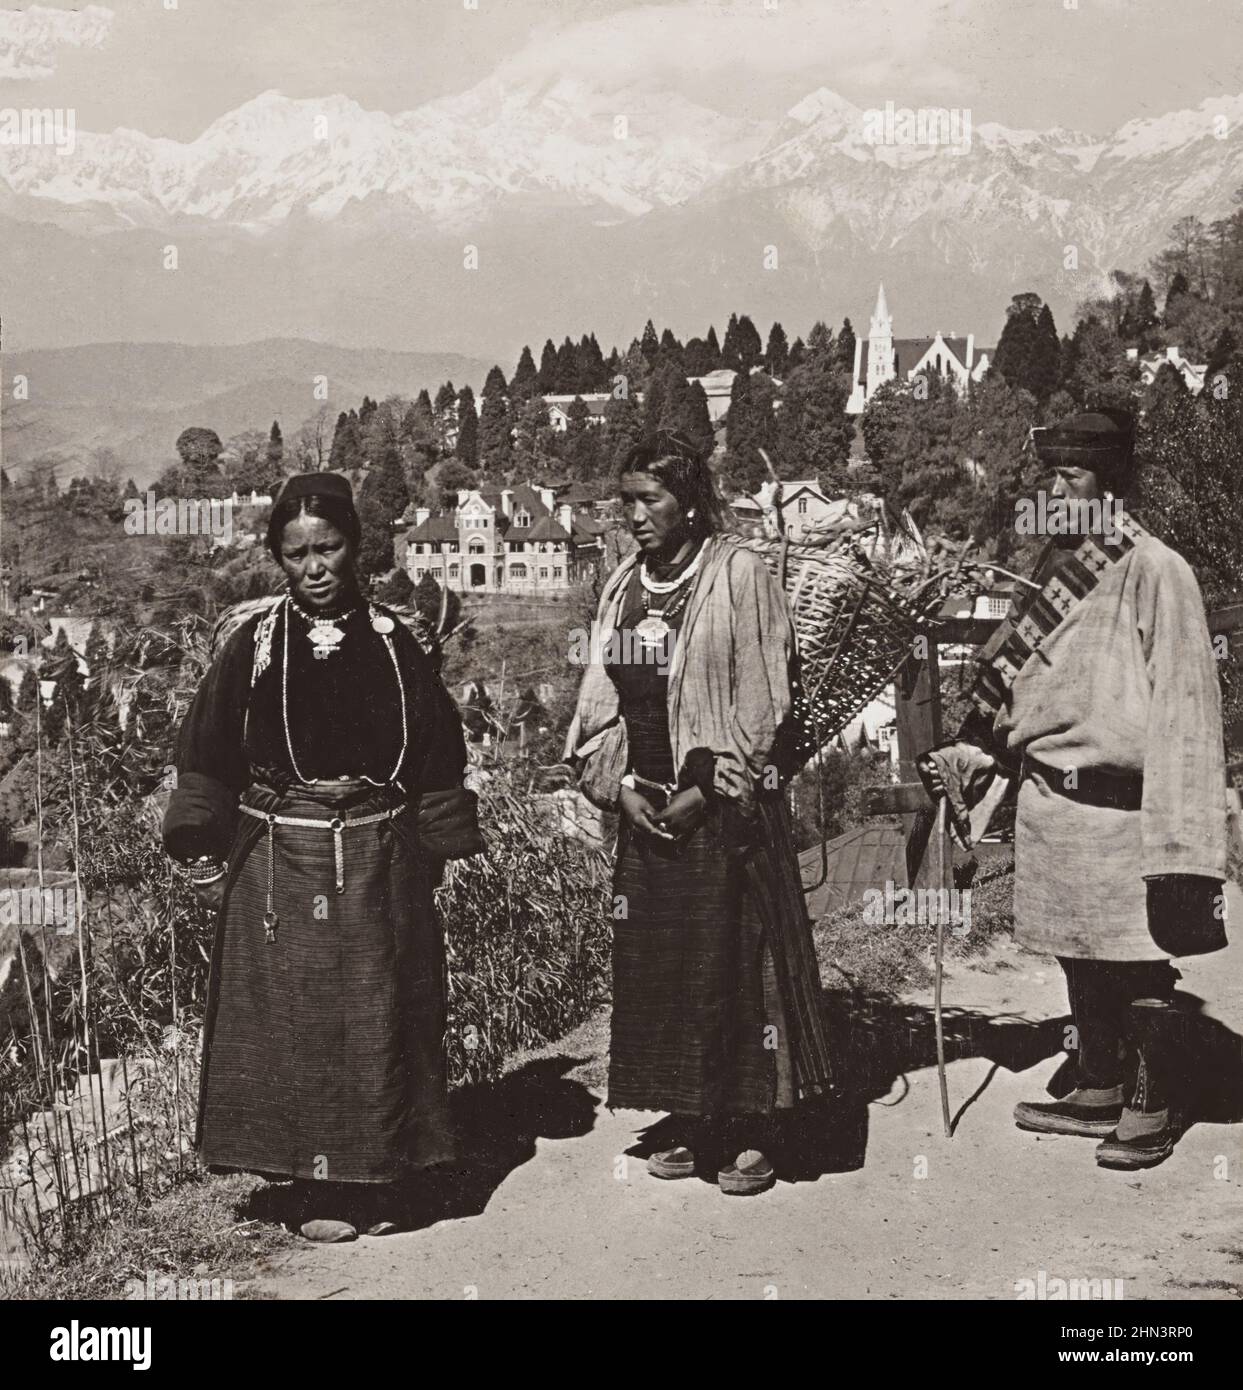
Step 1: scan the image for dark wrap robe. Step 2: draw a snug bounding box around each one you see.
[163,600,476,1182]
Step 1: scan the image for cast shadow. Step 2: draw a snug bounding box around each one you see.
[238,1055,600,1235]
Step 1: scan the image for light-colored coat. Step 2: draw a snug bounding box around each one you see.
[994,535,1227,960]
[565,536,795,811]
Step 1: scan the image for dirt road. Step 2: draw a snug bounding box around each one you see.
[250,911,1243,1301]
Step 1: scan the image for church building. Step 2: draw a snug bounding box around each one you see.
[846,284,993,414]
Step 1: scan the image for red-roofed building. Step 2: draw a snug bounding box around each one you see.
[847,283,992,414]
[399,483,606,594]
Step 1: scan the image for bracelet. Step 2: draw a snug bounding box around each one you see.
[620,774,636,790]
[178,855,226,885]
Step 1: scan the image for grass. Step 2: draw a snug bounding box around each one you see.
[814,857,1017,995]
[8,1172,290,1301]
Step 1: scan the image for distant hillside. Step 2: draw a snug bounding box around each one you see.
[4,339,491,487]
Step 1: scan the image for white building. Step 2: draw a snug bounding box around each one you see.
[847,284,992,414]
[1126,345,1207,395]
[542,394,614,431]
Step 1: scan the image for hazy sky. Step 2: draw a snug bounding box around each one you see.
[1,0,1241,140]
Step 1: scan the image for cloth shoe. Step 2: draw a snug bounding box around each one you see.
[1014,1085,1124,1137]
[718,1149,776,1196]
[647,1146,697,1180]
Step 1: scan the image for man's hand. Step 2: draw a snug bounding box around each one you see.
[619,786,674,840]
[916,753,949,801]
[657,786,706,838]
[191,876,227,914]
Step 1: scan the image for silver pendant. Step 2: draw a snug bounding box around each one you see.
[635,615,670,650]
[308,618,346,659]
[371,614,395,635]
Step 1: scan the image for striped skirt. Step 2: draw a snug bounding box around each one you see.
[196,781,453,1184]
[608,795,832,1117]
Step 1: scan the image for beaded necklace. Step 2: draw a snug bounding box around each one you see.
[280,596,409,787]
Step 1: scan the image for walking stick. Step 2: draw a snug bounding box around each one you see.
[933,795,952,1139]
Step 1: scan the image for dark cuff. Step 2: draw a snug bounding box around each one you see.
[677,747,716,799]
[162,772,238,864]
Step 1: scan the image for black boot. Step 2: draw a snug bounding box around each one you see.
[1016,960,1125,1137]
[1096,999,1182,1170]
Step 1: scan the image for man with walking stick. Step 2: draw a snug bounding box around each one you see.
[919,408,1229,1170]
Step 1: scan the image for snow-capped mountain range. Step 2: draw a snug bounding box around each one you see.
[1,79,1241,363]
[3,81,1240,237]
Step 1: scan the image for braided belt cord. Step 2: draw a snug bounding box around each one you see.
[238,802,408,941]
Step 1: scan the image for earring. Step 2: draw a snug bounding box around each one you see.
[687,509,696,519]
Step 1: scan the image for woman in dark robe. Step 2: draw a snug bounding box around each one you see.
[163,471,481,1240]
[565,435,832,1195]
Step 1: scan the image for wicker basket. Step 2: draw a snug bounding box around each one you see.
[729,531,929,767]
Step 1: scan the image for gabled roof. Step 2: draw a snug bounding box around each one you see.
[527,516,571,542]
[856,336,976,385]
[406,516,458,543]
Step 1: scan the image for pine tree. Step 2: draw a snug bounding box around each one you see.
[479,368,513,479]
[721,313,742,369]
[704,325,722,369]
[561,397,600,481]
[681,381,715,459]
[266,421,284,472]
[455,386,479,467]
[512,397,551,475]
[360,444,410,524]
[577,334,606,391]
[806,320,833,358]
[1163,271,1191,323]
[722,369,775,494]
[328,411,351,469]
[356,494,395,578]
[788,337,806,371]
[1028,303,1062,406]
[837,318,857,373]
[1061,316,1139,412]
[765,322,789,377]
[682,337,713,376]
[639,319,660,364]
[992,293,1060,403]
[537,340,559,393]
[658,329,685,371]
[511,346,539,402]
[1133,280,1159,347]
[602,393,645,474]
[433,383,458,452]
[735,315,763,371]
[774,351,854,489]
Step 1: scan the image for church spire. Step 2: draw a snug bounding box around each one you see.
[870,283,892,339]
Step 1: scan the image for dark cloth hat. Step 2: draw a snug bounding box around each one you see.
[272,471,355,508]
[266,470,360,559]
[1030,408,1136,483]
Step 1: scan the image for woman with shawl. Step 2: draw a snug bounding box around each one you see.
[566,434,831,1195]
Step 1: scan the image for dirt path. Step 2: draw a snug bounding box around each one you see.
[249,897,1243,1302]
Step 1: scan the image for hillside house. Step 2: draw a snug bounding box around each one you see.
[1126,345,1207,394]
[542,394,614,431]
[400,483,606,595]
